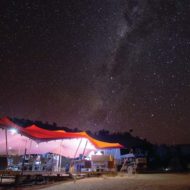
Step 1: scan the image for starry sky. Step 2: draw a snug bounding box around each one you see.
[0,0,190,145]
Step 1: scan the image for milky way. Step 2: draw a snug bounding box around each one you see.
[0,0,190,144]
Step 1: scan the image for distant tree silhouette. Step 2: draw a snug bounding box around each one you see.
[129,129,133,133]
[53,122,57,127]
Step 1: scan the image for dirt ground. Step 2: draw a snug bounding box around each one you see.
[1,173,190,190]
[38,173,190,190]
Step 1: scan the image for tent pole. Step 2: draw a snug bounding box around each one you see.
[59,155,62,172]
[5,128,8,162]
[73,138,82,159]
[28,139,32,159]
[70,138,82,173]
[21,140,27,175]
[59,140,63,172]
[56,154,59,172]
[21,148,27,175]
[82,140,88,160]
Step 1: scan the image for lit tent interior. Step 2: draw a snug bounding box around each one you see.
[0,117,123,158]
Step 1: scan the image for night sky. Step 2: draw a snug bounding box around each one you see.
[0,0,190,144]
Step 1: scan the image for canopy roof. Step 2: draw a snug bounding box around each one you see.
[0,117,123,149]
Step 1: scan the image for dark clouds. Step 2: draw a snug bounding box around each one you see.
[0,0,190,144]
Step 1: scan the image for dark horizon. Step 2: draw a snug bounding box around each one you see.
[2,115,189,146]
[0,0,190,145]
